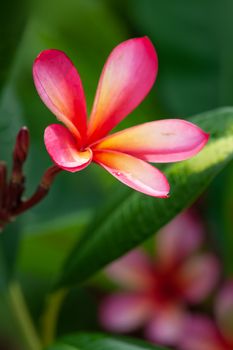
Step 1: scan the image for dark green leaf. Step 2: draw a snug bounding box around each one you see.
[127,0,233,114]
[0,90,24,288]
[0,0,27,96]
[0,220,22,287]
[57,287,98,336]
[0,88,23,162]
[56,108,233,288]
[0,221,22,292]
[46,333,168,350]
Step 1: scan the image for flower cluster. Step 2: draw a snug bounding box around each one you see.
[180,281,233,350]
[99,211,220,347]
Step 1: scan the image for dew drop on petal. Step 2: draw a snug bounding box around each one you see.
[113,171,122,176]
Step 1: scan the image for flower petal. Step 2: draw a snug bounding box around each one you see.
[93,150,170,197]
[33,49,87,143]
[156,210,204,268]
[179,315,225,350]
[215,280,233,343]
[44,124,92,172]
[99,293,154,333]
[88,37,158,143]
[105,250,155,292]
[94,119,209,162]
[177,254,220,303]
[145,304,186,346]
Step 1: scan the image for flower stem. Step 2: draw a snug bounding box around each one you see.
[41,288,68,347]
[7,282,42,350]
[12,165,62,216]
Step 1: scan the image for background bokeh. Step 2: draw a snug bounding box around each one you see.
[0,0,233,348]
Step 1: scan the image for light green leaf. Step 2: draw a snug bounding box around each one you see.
[46,333,168,350]
[56,108,233,288]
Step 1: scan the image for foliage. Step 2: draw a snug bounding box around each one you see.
[46,333,169,350]
[56,108,233,287]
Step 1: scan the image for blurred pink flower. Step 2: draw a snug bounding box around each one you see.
[179,280,233,350]
[99,211,220,346]
[33,37,208,197]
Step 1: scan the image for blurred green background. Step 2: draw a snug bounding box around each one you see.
[0,0,233,348]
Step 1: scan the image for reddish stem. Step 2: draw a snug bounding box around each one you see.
[0,161,7,210]
[12,165,62,216]
[0,128,62,230]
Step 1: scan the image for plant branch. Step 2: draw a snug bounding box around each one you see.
[12,165,62,216]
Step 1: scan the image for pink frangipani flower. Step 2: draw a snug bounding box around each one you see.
[179,280,233,350]
[99,211,220,346]
[33,37,209,197]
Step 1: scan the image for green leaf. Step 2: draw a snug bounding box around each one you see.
[0,222,22,303]
[56,108,233,288]
[127,0,233,114]
[0,220,22,288]
[0,88,23,162]
[56,287,98,336]
[46,333,168,350]
[0,0,27,96]
[0,90,24,287]
[18,211,91,277]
